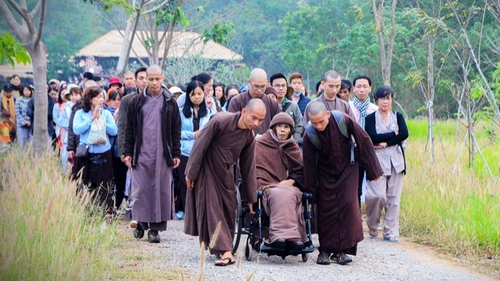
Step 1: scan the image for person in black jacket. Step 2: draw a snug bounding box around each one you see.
[122,65,181,243]
[364,85,409,244]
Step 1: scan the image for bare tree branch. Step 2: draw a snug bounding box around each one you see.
[5,0,36,37]
[34,0,47,47]
[0,1,25,38]
[142,0,171,14]
[29,0,43,18]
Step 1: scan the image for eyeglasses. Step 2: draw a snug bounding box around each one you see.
[250,83,267,91]
[355,85,370,89]
[272,84,286,88]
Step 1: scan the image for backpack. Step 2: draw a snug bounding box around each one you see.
[305,110,355,164]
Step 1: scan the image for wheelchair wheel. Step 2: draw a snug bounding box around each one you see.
[302,253,309,262]
[232,185,243,254]
[245,236,252,261]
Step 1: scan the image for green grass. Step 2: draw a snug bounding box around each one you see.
[0,148,115,280]
[401,119,499,275]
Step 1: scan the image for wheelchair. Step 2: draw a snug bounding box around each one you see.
[233,187,314,261]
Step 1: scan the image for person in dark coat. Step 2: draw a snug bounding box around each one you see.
[122,65,181,243]
[184,99,266,266]
[303,102,383,265]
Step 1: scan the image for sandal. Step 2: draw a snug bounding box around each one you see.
[384,236,400,243]
[105,213,114,223]
[368,228,378,238]
[214,257,235,266]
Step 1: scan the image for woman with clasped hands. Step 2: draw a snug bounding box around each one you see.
[73,86,118,222]
[364,85,409,243]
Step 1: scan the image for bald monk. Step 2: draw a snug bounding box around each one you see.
[184,98,266,266]
[303,102,382,265]
[227,68,281,135]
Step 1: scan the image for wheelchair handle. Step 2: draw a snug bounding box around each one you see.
[303,192,312,200]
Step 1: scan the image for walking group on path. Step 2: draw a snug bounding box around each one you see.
[1,65,409,268]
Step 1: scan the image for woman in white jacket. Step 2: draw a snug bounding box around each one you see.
[365,85,409,243]
[175,80,214,219]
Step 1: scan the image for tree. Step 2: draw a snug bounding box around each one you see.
[403,0,451,163]
[87,0,241,76]
[279,5,329,86]
[370,0,398,86]
[0,0,49,154]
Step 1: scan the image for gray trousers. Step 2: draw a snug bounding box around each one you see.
[365,167,404,237]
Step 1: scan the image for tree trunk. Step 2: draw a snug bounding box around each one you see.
[0,0,49,153]
[29,42,49,155]
[115,0,143,76]
[371,0,398,86]
[426,36,435,163]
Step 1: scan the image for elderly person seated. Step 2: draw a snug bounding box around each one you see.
[256,112,307,250]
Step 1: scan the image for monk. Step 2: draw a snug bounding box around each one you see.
[184,98,266,266]
[227,68,281,136]
[256,112,307,249]
[303,70,355,125]
[302,102,383,265]
[122,65,181,243]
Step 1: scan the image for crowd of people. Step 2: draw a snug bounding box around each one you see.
[0,65,408,267]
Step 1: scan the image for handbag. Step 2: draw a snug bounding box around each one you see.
[75,144,89,158]
[87,115,107,145]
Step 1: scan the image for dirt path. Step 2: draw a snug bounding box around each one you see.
[108,219,498,281]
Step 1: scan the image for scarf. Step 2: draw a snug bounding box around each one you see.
[375,110,399,134]
[353,96,370,128]
[2,95,16,129]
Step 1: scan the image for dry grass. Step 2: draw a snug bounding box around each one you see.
[0,148,114,280]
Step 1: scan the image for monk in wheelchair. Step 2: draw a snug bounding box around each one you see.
[252,112,311,254]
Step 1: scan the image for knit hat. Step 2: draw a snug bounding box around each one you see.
[269,112,294,130]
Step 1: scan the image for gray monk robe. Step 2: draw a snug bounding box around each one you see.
[302,113,383,255]
[184,112,257,255]
[256,130,307,244]
[122,87,181,231]
[227,91,281,136]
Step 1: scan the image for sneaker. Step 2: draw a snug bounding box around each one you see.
[384,236,400,243]
[176,211,184,220]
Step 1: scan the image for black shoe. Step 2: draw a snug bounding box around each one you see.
[270,238,286,249]
[133,224,144,239]
[334,252,353,265]
[317,251,331,265]
[148,230,160,243]
[287,240,305,250]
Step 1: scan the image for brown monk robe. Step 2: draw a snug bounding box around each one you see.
[303,102,383,265]
[256,112,307,249]
[227,68,281,136]
[184,99,266,266]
